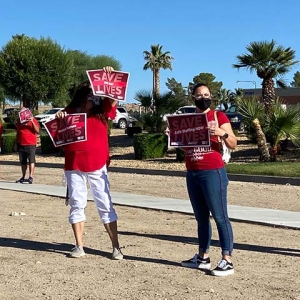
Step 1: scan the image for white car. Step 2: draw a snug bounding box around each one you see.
[112,106,138,129]
[163,106,196,121]
[35,108,64,125]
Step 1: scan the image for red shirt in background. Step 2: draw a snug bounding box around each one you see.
[64,100,116,172]
[17,118,40,146]
[185,110,230,170]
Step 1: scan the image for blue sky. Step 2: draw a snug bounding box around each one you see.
[1,0,300,103]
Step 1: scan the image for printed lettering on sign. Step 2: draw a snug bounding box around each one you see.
[86,69,130,101]
[19,108,33,123]
[166,113,210,148]
[43,113,87,147]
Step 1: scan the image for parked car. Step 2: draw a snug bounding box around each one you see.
[2,107,20,123]
[223,105,245,131]
[162,106,196,121]
[112,106,138,129]
[35,108,64,125]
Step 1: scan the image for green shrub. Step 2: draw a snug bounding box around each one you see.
[3,129,16,134]
[2,132,16,154]
[133,133,167,160]
[127,126,142,137]
[40,133,61,154]
[2,123,17,129]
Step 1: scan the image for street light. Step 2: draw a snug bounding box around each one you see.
[236,80,257,89]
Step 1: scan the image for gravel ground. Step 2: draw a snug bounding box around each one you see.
[0,129,300,300]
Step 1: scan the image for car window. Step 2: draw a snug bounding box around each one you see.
[185,107,196,114]
[117,107,127,113]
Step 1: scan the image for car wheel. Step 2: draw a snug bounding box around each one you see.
[118,119,127,129]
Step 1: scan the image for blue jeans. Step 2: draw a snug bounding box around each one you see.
[186,168,233,256]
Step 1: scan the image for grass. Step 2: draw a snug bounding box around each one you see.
[226,162,300,178]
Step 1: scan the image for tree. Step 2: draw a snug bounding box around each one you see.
[290,71,300,87]
[143,44,174,98]
[189,73,223,104]
[0,34,73,110]
[237,96,270,162]
[265,98,300,161]
[165,78,186,107]
[0,85,5,111]
[217,88,235,110]
[134,90,182,133]
[233,40,299,117]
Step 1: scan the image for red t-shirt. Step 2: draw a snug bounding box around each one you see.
[17,118,39,146]
[64,101,116,172]
[185,110,230,170]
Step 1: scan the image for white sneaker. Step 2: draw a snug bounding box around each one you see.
[211,259,234,276]
[181,254,211,270]
[112,247,123,260]
[69,246,86,258]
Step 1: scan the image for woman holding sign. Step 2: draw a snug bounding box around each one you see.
[171,83,237,276]
[56,66,123,260]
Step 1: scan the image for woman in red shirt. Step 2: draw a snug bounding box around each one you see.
[178,83,237,276]
[57,66,123,260]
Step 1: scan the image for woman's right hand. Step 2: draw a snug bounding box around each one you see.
[56,111,67,119]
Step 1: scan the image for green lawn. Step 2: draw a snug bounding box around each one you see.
[226,162,300,178]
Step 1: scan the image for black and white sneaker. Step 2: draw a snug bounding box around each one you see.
[181,254,211,270]
[211,259,234,276]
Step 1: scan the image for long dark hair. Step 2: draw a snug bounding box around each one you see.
[66,81,106,123]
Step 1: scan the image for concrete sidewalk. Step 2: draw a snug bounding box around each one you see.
[1,180,300,229]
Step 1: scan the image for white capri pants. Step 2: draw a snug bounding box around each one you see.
[65,166,118,225]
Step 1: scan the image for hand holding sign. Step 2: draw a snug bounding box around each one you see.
[86,68,130,101]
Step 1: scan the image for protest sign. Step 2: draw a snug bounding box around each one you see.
[167,113,210,148]
[44,113,87,147]
[86,69,130,101]
[19,108,33,124]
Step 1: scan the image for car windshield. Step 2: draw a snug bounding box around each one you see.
[45,109,61,114]
[225,105,237,113]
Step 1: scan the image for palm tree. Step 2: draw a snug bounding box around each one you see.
[134,90,182,133]
[217,88,235,110]
[237,96,270,162]
[143,44,174,98]
[265,98,300,161]
[233,40,299,117]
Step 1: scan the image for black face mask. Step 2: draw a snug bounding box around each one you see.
[194,98,211,111]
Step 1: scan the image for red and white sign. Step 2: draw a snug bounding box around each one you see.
[167,113,210,148]
[19,108,33,124]
[44,113,87,147]
[86,69,130,101]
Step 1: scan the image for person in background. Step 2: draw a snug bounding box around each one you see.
[14,108,40,184]
[167,83,237,276]
[56,66,123,260]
